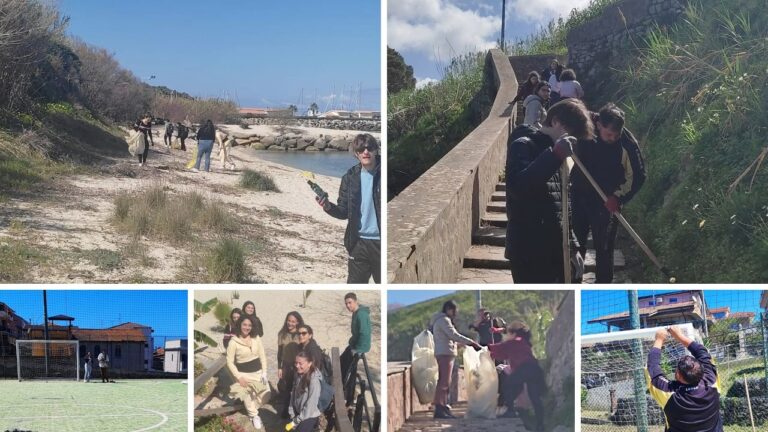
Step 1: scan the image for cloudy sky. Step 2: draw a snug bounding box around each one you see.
[388,0,592,87]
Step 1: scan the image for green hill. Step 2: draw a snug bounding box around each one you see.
[587,0,768,282]
[387,290,567,362]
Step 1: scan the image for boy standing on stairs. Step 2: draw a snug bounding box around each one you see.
[505,98,593,283]
[572,103,646,283]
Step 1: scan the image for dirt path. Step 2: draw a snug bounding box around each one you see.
[0,127,352,283]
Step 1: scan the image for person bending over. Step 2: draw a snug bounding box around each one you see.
[647,326,722,432]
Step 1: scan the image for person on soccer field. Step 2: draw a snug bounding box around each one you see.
[241,300,265,338]
[227,315,270,430]
[278,311,304,418]
[223,308,242,350]
[316,133,381,283]
[97,351,109,383]
[286,350,323,432]
[83,352,92,383]
[647,326,723,432]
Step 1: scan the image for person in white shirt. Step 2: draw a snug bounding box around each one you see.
[97,351,110,383]
[557,69,585,100]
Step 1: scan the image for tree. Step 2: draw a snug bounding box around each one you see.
[387,46,416,94]
[309,102,319,116]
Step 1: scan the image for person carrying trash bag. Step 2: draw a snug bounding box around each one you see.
[411,329,439,405]
[163,121,174,147]
[131,113,154,167]
[429,300,482,419]
[177,122,188,151]
[487,321,546,430]
[505,98,594,283]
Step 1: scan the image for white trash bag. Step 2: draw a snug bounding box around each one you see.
[126,130,146,157]
[411,330,439,404]
[463,346,498,419]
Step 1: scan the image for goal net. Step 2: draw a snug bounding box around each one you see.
[581,324,700,431]
[16,340,80,381]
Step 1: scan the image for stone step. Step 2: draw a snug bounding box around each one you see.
[457,267,511,284]
[486,201,506,213]
[584,249,626,271]
[481,212,508,228]
[473,226,506,247]
[463,245,508,270]
[490,191,505,202]
[495,183,506,192]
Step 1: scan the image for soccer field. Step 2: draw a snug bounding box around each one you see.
[0,379,187,432]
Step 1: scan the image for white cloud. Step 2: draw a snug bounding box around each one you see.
[388,0,500,61]
[508,0,593,24]
[416,77,439,89]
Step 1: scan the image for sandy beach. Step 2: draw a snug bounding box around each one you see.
[0,125,361,283]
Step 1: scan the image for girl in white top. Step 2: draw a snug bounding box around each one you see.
[227,315,270,430]
[557,69,585,100]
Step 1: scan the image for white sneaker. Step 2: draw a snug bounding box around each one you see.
[251,415,263,429]
[139,163,144,167]
[191,168,199,172]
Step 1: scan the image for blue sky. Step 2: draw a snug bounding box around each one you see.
[388,290,456,309]
[388,0,593,87]
[60,0,381,111]
[0,290,187,339]
[582,290,765,335]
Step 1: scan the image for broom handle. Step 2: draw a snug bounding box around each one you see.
[745,376,756,432]
[561,164,571,283]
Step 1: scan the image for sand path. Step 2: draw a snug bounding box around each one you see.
[0,126,354,283]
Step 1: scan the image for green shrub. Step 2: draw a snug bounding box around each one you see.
[206,238,248,283]
[82,248,122,271]
[239,169,279,192]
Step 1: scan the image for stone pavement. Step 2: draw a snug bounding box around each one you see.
[396,402,530,432]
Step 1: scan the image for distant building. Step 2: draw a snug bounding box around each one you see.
[706,306,755,329]
[163,339,188,373]
[0,302,28,356]
[239,107,294,118]
[319,110,380,119]
[588,290,708,334]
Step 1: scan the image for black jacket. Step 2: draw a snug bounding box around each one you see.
[505,125,578,270]
[572,122,646,206]
[541,66,563,85]
[324,157,381,253]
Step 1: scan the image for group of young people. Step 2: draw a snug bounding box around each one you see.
[223,293,372,431]
[428,301,546,430]
[81,350,111,383]
[506,59,647,283]
[130,114,235,172]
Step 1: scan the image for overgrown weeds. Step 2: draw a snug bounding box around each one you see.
[239,169,279,192]
[0,239,45,282]
[206,237,248,283]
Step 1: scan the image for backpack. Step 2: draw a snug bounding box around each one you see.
[320,349,333,382]
[318,374,334,412]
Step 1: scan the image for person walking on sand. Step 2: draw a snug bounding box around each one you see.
[317,134,381,283]
[133,113,154,167]
[97,351,110,383]
[487,321,546,428]
[83,352,92,383]
[193,120,216,172]
[648,326,722,432]
[340,292,371,405]
[177,122,188,151]
[505,98,594,283]
[216,129,236,170]
[227,315,270,430]
[163,121,174,147]
[429,300,482,419]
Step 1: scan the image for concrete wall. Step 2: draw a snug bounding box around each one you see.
[566,0,687,99]
[544,292,576,431]
[387,362,467,431]
[387,49,518,283]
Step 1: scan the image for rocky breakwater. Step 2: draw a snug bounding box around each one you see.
[244,117,381,132]
[226,130,381,152]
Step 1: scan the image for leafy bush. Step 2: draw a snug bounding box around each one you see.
[239,169,279,192]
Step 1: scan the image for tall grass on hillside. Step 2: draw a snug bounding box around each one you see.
[609,0,768,282]
[506,0,620,56]
[152,94,240,124]
[388,52,489,198]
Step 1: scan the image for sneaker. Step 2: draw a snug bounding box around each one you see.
[139,162,144,167]
[251,415,263,429]
[191,168,199,172]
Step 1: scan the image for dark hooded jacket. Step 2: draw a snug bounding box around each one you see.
[505,124,578,281]
[324,156,381,253]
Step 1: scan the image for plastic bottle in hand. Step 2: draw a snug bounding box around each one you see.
[307,180,328,201]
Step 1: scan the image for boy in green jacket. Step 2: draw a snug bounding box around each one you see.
[342,292,371,405]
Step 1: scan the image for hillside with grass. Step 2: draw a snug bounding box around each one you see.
[584,0,768,282]
[387,290,566,362]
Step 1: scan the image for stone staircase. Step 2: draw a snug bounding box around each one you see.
[396,402,530,432]
[458,182,629,283]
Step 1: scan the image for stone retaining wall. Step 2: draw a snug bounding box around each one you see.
[387,49,517,283]
[566,0,687,100]
[228,132,381,152]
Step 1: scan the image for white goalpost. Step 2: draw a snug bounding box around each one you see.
[16,340,80,381]
[581,324,700,431]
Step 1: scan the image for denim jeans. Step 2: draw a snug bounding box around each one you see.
[195,139,214,171]
[84,363,92,382]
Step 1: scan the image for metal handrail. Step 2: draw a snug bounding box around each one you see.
[344,352,380,432]
[331,347,355,432]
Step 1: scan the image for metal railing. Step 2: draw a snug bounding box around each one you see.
[342,352,381,432]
